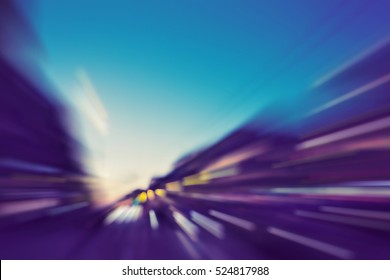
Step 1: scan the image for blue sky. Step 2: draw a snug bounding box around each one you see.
[31,0,390,190]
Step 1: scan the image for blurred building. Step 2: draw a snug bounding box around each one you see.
[0,0,89,211]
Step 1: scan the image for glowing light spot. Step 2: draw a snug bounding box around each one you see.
[155,189,166,197]
[137,192,147,203]
[166,181,182,191]
[147,190,155,201]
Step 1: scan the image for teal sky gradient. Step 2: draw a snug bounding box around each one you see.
[32,0,390,190]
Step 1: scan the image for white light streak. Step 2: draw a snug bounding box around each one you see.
[268,227,353,259]
[209,210,256,231]
[190,211,224,239]
[297,116,390,149]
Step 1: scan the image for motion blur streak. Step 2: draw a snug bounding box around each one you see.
[149,210,159,230]
[209,210,256,231]
[310,72,390,114]
[267,227,354,259]
[1,0,390,260]
[297,116,390,149]
[320,206,390,220]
